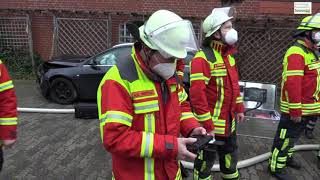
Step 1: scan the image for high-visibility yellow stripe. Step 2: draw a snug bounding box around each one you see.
[100,111,133,126]
[308,62,320,70]
[280,129,287,139]
[280,102,302,109]
[288,148,294,158]
[270,148,279,172]
[134,100,159,114]
[225,154,231,168]
[281,102,320,109]
[280,105,320,115]
[144,158,155,180]
[302,103,320,108]
[143,112,155,180]
[180,112,194,121]
[177,71,184,76]
[211,70,227,76]
[0,80,14,92]
[231,119,236,132]
[140,132,154,158]
[276,163,286,168]
[278,156,287,162]
[174,167,182,180]
[214,127,225,134]
[213,119,226,126]
[190,73,204,79]
[281,138,289,151]
[236,96,243,103]
[0,117,18,125]
[144,113,155,133]
[314,69,320,101]
[212,77,224,129]
[284,70,304,76]
[178,89,188,103]
[190,73,210,84]
[222,170,239,179]
[170,84,177,93]
[194,112,211,121]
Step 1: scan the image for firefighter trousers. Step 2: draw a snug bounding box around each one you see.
[305,116,317,132]
[193,134,239,180]
[269,114,307,173]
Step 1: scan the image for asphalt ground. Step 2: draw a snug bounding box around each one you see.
[0,80,319,180]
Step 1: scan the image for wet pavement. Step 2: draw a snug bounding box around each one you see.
[0,80,319,180]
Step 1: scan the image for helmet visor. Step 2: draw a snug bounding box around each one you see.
[146,20,199,59]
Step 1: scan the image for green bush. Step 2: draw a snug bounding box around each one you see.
[0,47,43,79]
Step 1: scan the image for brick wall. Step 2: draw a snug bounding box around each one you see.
[1,0,320,60]
[30,14,53,61]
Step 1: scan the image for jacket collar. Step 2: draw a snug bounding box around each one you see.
[133,43,176,83]
[297,39,318,51]
[210,40,237,56]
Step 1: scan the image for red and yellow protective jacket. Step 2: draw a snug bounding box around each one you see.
[280,39,320,117]
[0,60,17,141]
[189,41,244,137]
[97,43,200,180]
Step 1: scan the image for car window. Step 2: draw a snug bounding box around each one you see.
[95,46,131,65]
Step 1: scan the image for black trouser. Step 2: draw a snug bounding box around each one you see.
[0,147,3,172]
[305,116,317,132]
[269,114,306,173]
[193,134,239,180]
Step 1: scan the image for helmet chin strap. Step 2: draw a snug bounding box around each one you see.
[140,45,163,81]
[141,45,153,68]
[213,30,224,43]
[307,31,316,44]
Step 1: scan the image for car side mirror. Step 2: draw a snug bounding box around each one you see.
[89,59,100,70]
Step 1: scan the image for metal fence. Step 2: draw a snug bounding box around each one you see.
[0,16,31,49]
[237,26,296,88]
[0,16,35,75]
[53,17,110,57]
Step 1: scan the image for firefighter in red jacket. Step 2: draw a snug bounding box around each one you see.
[97,10,207,180]
[268,14,320,180]
[0,59,18,171]
[190,8,244,180]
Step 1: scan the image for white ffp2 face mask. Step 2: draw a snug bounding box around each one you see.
[224,28,238,45]
[312,31,320,43]
[152,63,176,80]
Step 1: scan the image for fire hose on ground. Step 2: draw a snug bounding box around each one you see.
[17,107,320,172]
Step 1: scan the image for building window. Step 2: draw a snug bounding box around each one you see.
[119,23,134,43]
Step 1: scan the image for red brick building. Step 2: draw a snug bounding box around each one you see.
[0,0,320,83]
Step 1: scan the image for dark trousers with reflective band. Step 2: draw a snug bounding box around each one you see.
[305,116,317,132]
[0,147,3,172]
[193,134,239,180]
[269,114,306,173]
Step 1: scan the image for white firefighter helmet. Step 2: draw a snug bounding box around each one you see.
[202,7,234,37]
[139,9,199,58]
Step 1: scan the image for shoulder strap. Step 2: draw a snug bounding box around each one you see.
[202,46,217,63]
[116,54,138,83]
[293,41,319,61]
[293,42,308,54]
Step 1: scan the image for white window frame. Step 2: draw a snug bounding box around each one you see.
[119,23,134,43]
